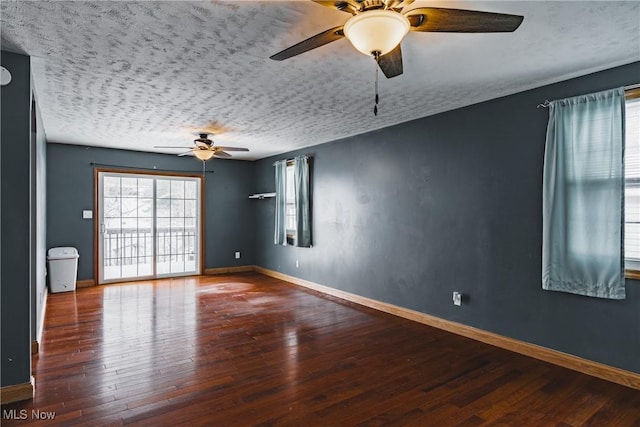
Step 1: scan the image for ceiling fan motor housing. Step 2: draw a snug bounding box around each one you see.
[194,133,213,146]
[360,0,386,12]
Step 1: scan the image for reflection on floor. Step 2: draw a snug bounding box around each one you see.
[2,273,639,425]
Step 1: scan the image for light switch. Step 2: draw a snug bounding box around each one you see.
[83,210,93,219]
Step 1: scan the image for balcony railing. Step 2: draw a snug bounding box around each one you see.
[103,227,196,266]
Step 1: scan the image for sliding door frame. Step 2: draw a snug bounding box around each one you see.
[93,167,205,284]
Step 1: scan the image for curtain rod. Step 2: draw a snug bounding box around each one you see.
[272,154,312,166]
[537,83,640,108]
[90,162,215,174]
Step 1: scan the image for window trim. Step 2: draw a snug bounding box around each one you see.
[625,88,640,279]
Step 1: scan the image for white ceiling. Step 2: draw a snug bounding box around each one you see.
[1,1,639,160]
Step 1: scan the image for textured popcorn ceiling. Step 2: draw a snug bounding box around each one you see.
[1,1,639,160]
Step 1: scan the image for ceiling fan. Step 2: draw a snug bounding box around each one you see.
[155,133,249,161]
[270,0,524,79]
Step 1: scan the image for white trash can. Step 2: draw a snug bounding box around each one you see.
[47,247,79,293]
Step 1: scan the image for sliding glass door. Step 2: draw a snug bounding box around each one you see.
[155,178,200,276]
[98,171,202,284]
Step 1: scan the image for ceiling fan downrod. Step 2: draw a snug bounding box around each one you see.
[373,51,380,116]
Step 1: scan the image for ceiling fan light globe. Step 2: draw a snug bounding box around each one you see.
[344,10,410,56]
[194,150,214,161]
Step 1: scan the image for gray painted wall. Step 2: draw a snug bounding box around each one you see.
[253,62,640,373]
[1,51,33,387]
[46,144,255,281]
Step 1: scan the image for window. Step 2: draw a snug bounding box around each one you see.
[285,162,296,242]
[274,155,312,248]
[625,89,640,278]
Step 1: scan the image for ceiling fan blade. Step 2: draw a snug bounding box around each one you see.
[212,146,249,152]
[312,0,359,14]
[177,151,193,157]
[405,7,524,33]
[214,151,232,158]
[377,44,403,78]
[154,146,193,149]
[270,26,345,61]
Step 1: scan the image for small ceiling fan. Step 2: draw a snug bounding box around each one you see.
[155,133,249,161]
[270,0,524,79]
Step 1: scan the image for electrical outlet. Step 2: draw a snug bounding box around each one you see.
[453,291,462,306]
[295,260,299,268]
[235,251,240,259]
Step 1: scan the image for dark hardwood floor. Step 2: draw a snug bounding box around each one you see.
[2,273,639,426]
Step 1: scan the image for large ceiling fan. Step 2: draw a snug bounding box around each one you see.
[155,133,249,161]
[270,0,524,79]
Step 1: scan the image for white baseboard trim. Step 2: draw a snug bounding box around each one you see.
[253,266,640,390]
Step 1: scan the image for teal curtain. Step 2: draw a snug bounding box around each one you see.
[294,155,312,247]
[274,160,287,246]
[542,87,626,299]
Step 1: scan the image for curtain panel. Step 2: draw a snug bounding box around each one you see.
[294,155,312,247]
[542,87,626,299]
[274,160,287,246]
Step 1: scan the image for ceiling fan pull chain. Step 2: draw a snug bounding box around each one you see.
[373,51,380,116]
